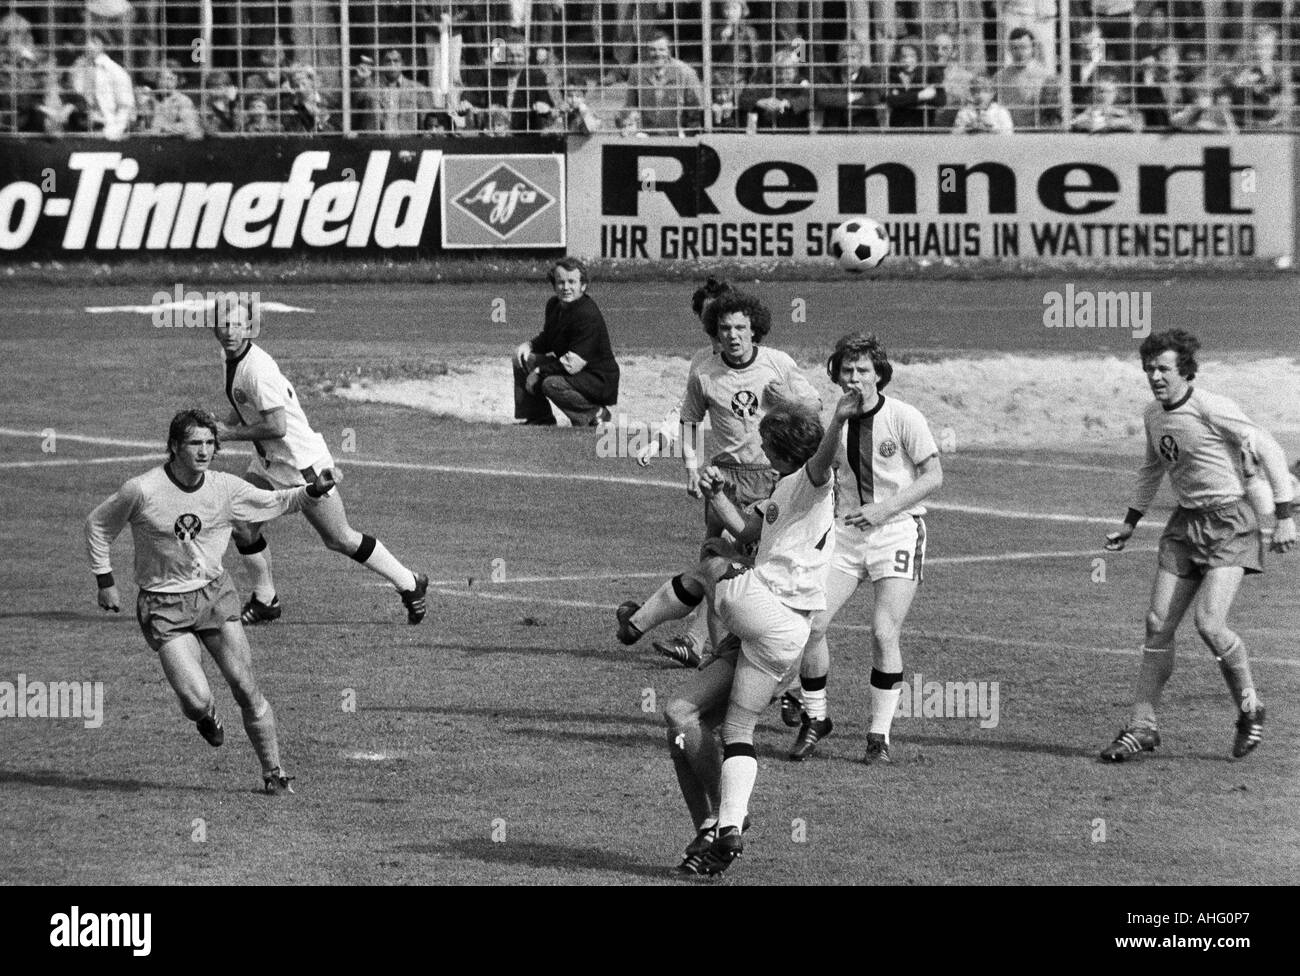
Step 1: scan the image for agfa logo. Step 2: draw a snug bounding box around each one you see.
[454,163,555,238]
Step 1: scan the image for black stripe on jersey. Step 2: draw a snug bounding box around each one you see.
[846,396,887,504]
[224,345,266,460]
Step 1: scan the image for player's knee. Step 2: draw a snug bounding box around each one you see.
[1145,609,1173,640]
[228,679,261,712]
[1193,611,1232,649]
[872,622,902,650]
[177,691,212,721]
[324,528,361,554]
[664,696,699,731]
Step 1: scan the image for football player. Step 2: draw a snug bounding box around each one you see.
[648,290,821,668]
[211,302,428,625]
[635,277,731,668]
[617,401,844,876]
[1101,329,1294,761]
[782,332,943,764]
[86,409,337,793]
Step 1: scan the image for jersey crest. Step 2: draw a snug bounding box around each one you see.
[1159,434,1179,463]
[173,513,202,541]
[765,504,780,524]
[730,389,759,418]
[878,438,898,458]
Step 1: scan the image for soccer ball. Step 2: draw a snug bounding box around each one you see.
[830,218,890,272]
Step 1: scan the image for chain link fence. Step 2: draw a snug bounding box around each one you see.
[1,2,1296,135]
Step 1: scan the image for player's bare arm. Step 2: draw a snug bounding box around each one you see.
[806,390,858,488]
[845,453,943,529]
[698,465,762,542]
[682,421,703,496]
[217,406,287,443]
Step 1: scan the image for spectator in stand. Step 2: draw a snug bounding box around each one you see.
[952,72,1015,131]
[376,48,436,133]
[150,60,202,139]
[933,30,976,127]
[245,45,292,127]
[1090,0,1138,73]
[1172,69,1238,130]
[35,59,78,135]
[712,1,761,99]
[884,37,945,127]
[1231,23,1293,127]
[615,105,648,135]
[243,93,282,133]
[1069,68,1143,129]
[1134,41,1192,127]
[0,37,40,133]
[625,30,703,133]
[604,2,672,82]
[72,29,134,139]
[820,38,883,128]
[1135,2,1176,60]
[202,71,238,133]
[1071,24,1120,109]
[463,29,554,132]
[993,26,1063,127]
[286,64,333,133]
[131,84,153,132]
[740,47,813,129]
[1000,0,1059,73]
[349,56,377,133]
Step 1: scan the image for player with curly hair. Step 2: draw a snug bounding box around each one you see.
[1100,329,1295,762]
[646,289,820,669]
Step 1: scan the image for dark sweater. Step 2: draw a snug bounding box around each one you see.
[529,293,620,406]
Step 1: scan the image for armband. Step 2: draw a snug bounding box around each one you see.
[96,572,115,589]
[1275,501,1293,521]
[1124,508,1144,528]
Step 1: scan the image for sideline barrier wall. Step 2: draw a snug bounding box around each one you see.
[0,136,565,257]
[566,134,1294,265]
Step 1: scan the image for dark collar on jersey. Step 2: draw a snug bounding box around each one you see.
[164,462,205,493]
[1162,387,1193,411]
[857,393,887,419]
[720,348,758,370]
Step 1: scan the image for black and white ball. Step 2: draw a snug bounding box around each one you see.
[830,218,890,272]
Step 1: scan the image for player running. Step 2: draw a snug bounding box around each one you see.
[1100,329,1295,762]
[86,409,338,793]
[645,290,820,668]
[616,401,843,876]
[782,332,943,764]
[211,302,428,625]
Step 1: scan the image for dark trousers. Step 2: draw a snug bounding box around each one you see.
[513,355,606,426]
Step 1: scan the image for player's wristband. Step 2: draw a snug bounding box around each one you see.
[96,572,114,589]
[1275,501,1293,521]
[1124,508,1144,528]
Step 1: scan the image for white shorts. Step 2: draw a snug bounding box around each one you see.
[712,570,813,681]
[245,451,334,491]
[829,516,926,583]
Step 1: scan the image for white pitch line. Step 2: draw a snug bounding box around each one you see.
[0,427,1137,526]
[429,587,1299,669]
[0,454,161,470]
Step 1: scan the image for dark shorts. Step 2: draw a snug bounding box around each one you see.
[714,461,780,509]
[136,574,242,651]
[1158,500,1263,580]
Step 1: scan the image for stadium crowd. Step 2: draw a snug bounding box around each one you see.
[2,1,1299,135]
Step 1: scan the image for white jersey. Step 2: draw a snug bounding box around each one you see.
[225,343,330,471]
[86,466,311,593]
[681,346,818,467]
[753,465,836,611]
[832,395,939,526]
